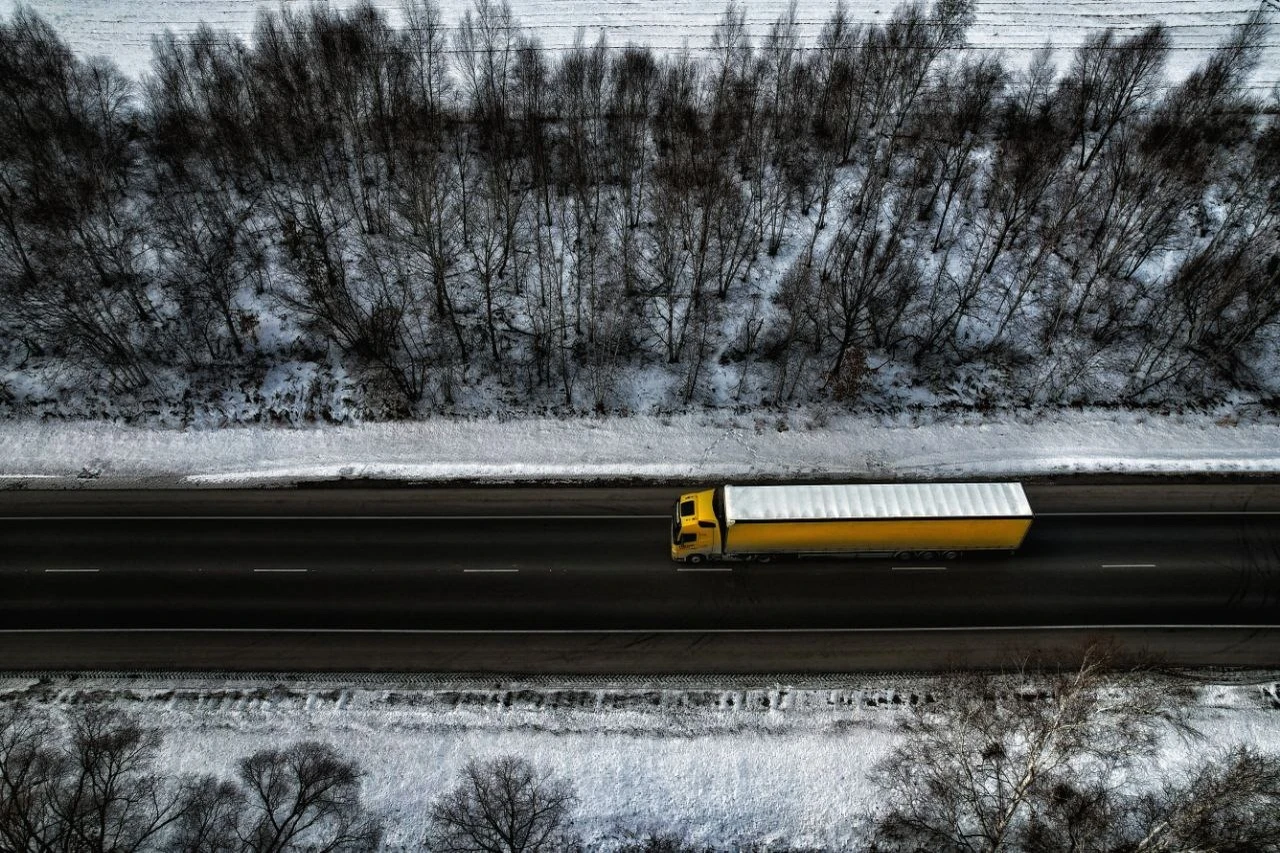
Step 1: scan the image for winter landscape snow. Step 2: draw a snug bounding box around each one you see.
[4,671,1279,850]
[1,0,1278,438]
[6,0,1278,92]
[1,1,1278,848]
[2,409,1279,486]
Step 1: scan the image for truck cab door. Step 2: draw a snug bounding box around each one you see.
[698,520,718,553]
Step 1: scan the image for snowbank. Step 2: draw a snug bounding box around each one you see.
[3,673,1277,850]
[0,410,1277,487]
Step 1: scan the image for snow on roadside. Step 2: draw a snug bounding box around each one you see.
[3,673,1277,850]
[0,410,1277,487]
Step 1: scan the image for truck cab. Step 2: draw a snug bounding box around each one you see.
[670,488,722,563]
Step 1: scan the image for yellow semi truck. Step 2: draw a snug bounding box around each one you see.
[671,482,1032,563]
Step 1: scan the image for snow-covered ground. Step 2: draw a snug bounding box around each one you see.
[6,0,1277,94]
[3,672,1277,850]
[1,0,1276,487]
[0,409,1277,486]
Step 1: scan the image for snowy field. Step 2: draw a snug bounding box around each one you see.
[3,672,1277,850]
[5,0,1277,94]
[0,409,1278,486]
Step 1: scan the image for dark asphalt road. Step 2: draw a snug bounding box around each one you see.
[1,485,1278,670]
[2,507,1278,630]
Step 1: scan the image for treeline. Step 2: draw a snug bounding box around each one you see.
[0,706,383,852]
[0,1,1276,420]
[872,645,1280,852]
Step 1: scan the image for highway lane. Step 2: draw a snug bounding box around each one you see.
[2,485,1278,670]
[1,513,1276,631]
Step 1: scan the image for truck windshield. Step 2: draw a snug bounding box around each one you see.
[672,502,682,544]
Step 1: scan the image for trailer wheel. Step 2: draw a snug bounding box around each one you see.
[943,551,960,560]
[756,555,773,564]
[687,554,705,565]
[919,551,936,560]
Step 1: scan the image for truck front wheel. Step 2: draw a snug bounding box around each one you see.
[687,554,705,565]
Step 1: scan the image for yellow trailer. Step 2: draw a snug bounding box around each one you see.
[670,483,1032,564]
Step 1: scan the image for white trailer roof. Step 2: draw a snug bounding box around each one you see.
[723,483,1031,524]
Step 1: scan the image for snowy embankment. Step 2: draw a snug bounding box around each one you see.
[3,673,1278,850]
[0,410,1277,487]
[11,0,1278,94]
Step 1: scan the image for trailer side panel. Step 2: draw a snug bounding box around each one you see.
[723,516,1031,555]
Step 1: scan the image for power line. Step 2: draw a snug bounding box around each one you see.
[46,35,1280,53]
[75,18,1270,31]
[4,10,1276,95]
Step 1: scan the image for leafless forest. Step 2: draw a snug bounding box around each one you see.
[0,0,1276,422]
[4,657,1280,852]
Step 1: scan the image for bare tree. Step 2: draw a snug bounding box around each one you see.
[397,0,471,389]
[1128,745,1280,852]
[242,3,441,411]
[1061,25,1170,174]
[454,0,530,371]
[237,741,382,853]
[873,644,1193,852]
[145,26,264,366]
[914,54,1006,253]
[3,705,382,853]
[0,702,65,853]
[799,2,860,265]
[752,2,806,257]
[606,45,659,297]
[763,257,824,402]
[817,168,921,386]
[1121,14,1278,401]
[427,756,577,853]
[0,8,159,393]
[2,0,1276,418]
[0,706,188,853]
[1139,10,1265,179]
[966,71,1071,357]
[165,776,243,853]
[978,51,1067,282]
[1126,193,1280,400]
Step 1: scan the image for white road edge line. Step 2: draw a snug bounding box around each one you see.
[891,566,947,571]
[252,568,309,573]
[463,568,519,573]
[1101,563,1157,568]
[676,567,733,573]
[1038,511,1280,516]
[0,625,1275,634]
[10,512,1280,520]
[6,515,673,521]
[42,568,99,573]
